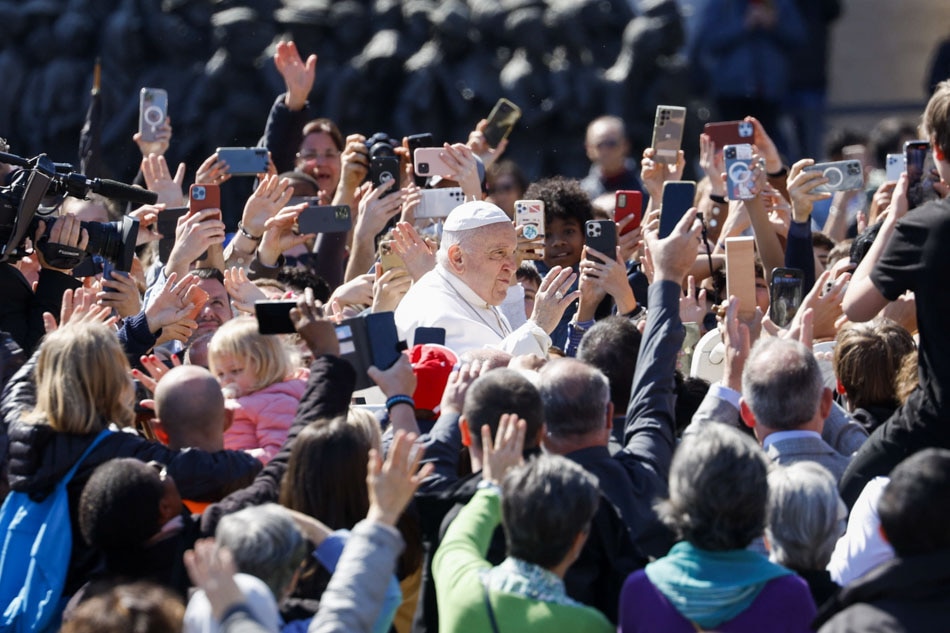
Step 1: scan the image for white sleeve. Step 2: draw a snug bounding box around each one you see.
[827,476,895,585]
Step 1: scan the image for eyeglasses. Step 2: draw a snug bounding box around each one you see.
[595,138,622,150]
[296,150,341,162]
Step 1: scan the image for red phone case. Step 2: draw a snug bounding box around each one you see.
[188,184,221,216]
[614,190,642,235]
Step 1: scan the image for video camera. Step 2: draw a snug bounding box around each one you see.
[0,151,157,271]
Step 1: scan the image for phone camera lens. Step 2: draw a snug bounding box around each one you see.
[418,163,429,174]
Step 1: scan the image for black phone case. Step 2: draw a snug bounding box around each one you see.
[254,300,297,335]
[296,204,352,234]
[584,220,617,264]
[156,206,189,263]
[370,156,401,196]
[660,182,696,238]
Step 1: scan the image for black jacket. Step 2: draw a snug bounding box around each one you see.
[6,422,261,596]
[815,549,950,632]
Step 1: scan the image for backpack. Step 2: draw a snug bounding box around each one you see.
[0,429,111,633]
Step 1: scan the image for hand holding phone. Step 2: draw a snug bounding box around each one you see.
[139,88,168,143]
[651,105,687,165]
[584,220,618,264]
[660,181,696,238]
[769,267,804,328]
[615,190,643,236]
[515,199,545,260]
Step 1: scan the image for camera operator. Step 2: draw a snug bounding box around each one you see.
[0,213,85,354]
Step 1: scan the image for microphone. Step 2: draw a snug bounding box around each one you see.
[88,178,158,206]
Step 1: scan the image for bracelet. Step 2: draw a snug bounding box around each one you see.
[237,222,262,242]
[386,394,415,412]
[767,166,788,179]
[709,194,726,205]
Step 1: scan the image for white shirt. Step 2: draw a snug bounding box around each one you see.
[827,476,894,585]
[395,266,550,357]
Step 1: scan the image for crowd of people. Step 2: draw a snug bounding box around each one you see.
[0,6,949,632]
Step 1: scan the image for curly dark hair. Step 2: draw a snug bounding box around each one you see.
[525,176,594,228]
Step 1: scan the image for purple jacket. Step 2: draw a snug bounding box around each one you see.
[619,569,816,633]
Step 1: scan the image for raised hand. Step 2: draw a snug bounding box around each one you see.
[240,174,295,238]
[274,40,317,111]
[290,287,339,357]
[481,413,527,485]
[223,267,268,314]
[133,116,172,158]
[141,153,186,207]
[391,221,435,281]
[366,430,433,526]
[530,265,580,334]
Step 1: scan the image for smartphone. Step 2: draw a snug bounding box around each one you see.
[215,147,270,176]
[515,199,545,260]
[483,98,522,148]
[651,105,687,164]
[413,147,454,178]
[370,155,401,196]
[188,184,221,262]
[905,140,941,209]
[769,267,804,328]
[296,203,352,234]
[189,184,221,214]
[725,236,757,321]
[406,133,435,186]
[100,259,129,293]
[724,144,756,200]
[255,300,297,335]
[703,120,754,149]
[615,190,643,235]
[660,180,696,238]
[156,206,189,263]
[802,160,863,193]
[184,284,210,321]
[139,87,168,143]
[378,240,404,271]
[416,187,465,219]
[885,153,905,183]
[414,326,446,346]
[584,220,617,264]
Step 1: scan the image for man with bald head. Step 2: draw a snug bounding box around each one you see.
[153,365,227,452]
[395,201,577,357]
[580,115,643,200]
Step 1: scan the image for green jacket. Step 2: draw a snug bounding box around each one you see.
[433,489,614,633]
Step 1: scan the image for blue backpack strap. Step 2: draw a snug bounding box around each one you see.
[60,428,112,486]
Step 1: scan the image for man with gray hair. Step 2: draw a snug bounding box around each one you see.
[738,337,851,481]
[538,203,708,565]
[394,200,577,356]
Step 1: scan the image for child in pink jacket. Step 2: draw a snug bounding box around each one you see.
[208,317,307,464]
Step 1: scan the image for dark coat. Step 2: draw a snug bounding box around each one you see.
[815,549,950,633]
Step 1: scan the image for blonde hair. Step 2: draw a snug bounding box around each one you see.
[346,406,382,452]
[28,321,134,432]
[208,316,293,393]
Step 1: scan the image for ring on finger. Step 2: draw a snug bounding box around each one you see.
[554,291,564,300]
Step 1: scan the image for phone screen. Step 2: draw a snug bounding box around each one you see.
[769,269,803,328]
[905,141,940,209]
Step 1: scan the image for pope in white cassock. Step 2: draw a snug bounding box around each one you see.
[395,200,578,358]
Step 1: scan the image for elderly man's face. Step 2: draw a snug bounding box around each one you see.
[451,222,518,306]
